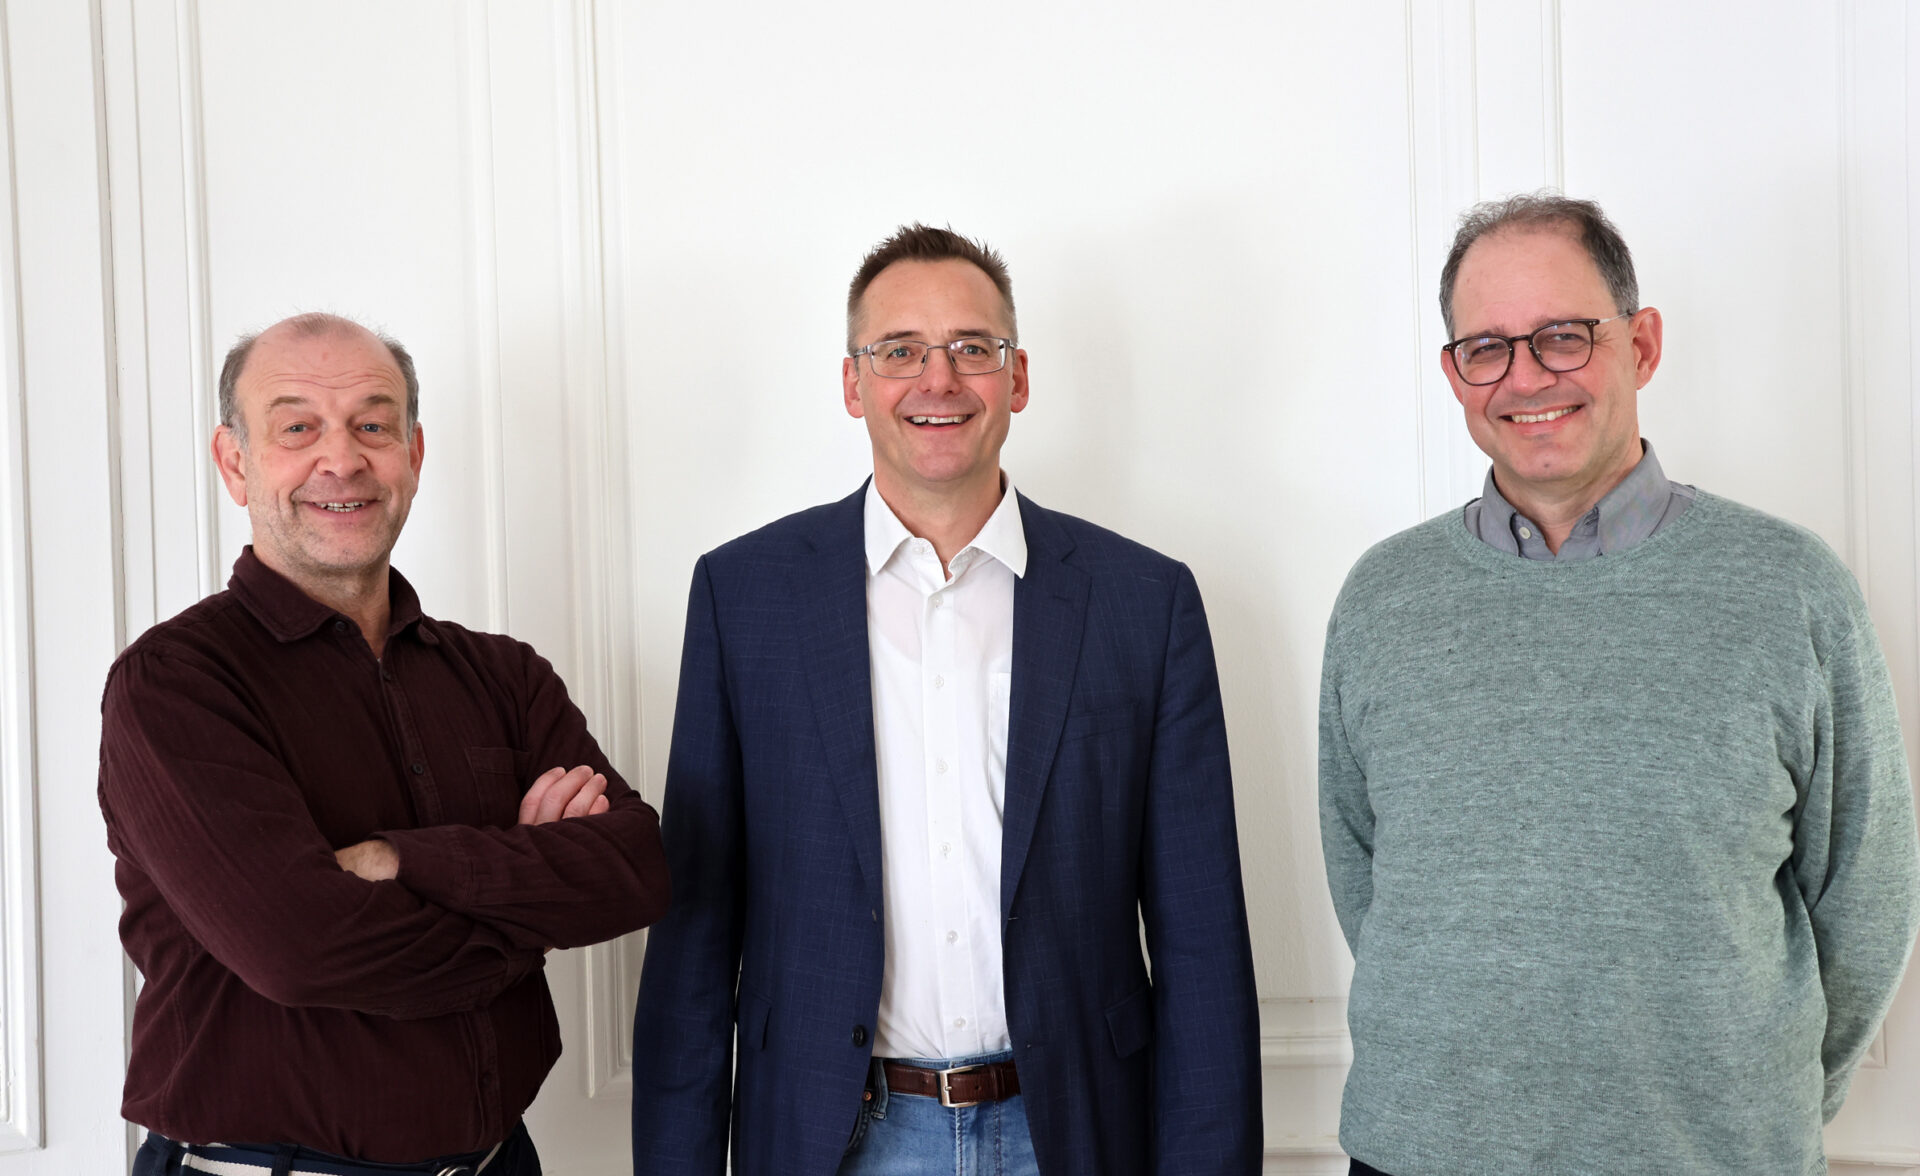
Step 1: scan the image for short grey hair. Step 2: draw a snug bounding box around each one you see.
[217,312,419,444]
[1438,191,1639,337]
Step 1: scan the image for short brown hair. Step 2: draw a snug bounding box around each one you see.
[1439,191,1639,337]
[218,312,419,444]
[846,223,1016,352]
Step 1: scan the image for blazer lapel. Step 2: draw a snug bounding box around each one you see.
[800,487,884,899]
[1001,494,1089,919]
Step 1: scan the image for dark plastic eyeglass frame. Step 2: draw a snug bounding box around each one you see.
[849,336,1014,379]
[1442,311,1636,386]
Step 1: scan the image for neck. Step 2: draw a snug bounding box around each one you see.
[873,467,1005,577]
[256,546,393,654]
[1496,441,1644,554]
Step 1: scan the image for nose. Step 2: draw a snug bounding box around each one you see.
[914,346,964,393]
[1502,340,1558,395]
[311,424,371,477]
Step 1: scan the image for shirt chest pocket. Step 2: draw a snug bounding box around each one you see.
[462,745,531,828]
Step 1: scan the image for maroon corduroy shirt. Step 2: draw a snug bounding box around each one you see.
[98,549,669,1162]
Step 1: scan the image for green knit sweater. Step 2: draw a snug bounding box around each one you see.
[1319,491,1920,1176]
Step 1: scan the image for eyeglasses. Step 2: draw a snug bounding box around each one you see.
[1443,312,1636,386]
[851,337,1013,378]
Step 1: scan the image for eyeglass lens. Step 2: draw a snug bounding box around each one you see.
[866,338,1005,377]
[1453,322,1595,386]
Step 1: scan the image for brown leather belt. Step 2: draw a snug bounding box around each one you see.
[881,1060,1021,1108]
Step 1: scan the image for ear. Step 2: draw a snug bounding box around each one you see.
[1008,347,1030,414]
[842,356,865,419]
[1629,307,1663,388]
[409,421,426,476]
[212,426,249,506]
[1441,347,1468,406]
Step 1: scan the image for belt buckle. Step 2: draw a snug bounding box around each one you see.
[937,1063,982,1108]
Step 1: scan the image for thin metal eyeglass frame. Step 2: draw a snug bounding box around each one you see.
[849,337,1014,379]
[1443,311,1637,386]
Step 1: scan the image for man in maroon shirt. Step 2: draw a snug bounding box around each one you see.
[98,313,669,1176]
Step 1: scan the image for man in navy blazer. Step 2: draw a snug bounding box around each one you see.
[631,224,1262,1175]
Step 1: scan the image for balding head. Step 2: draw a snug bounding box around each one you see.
[218,313,418,445]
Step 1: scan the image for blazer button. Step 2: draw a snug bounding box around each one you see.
[850,1025,867,1047]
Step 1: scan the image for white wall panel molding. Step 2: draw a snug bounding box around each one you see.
[1406,0,1568,519]
[568,0,646,1103]
[0,0,42,1147]
[98,0,219,637]
[1259,1000,1347,1170]
[526,0,648,1103]
[1404,0,1484,519]
[1826,2,1920,1163]
[458,1,510,635]
[460,0,642,1110]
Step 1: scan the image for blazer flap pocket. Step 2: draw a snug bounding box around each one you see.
[1104,985,1154,1058]
[1063,704,1137,744]
[737,990,772,1051]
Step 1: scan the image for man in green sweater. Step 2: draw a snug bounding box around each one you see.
[1319,193,1920,1175]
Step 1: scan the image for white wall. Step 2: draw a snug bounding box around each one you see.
[1,1,1916,1173]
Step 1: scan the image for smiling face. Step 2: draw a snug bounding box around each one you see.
[213,322,425,595]
[842,259,1029,512]
[1444,226,1662,514]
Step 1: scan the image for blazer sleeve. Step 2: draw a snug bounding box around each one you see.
[631,556,746,1176]
[1139,564,1264,1174]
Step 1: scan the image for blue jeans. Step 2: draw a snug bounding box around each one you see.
[837,1050,1041,1176]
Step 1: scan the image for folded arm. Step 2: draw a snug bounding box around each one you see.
[100,648,544,1019]
[374,642,671,951]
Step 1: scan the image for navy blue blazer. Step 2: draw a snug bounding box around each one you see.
[631,486,1261,1175]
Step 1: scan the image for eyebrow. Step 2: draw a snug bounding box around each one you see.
[869,329,1002,343]
[1456,315,1592,339]
[263,393,402,414]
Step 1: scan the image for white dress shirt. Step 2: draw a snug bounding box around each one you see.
[864,478,1026,1061]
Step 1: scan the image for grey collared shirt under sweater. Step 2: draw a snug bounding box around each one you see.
[1464,439,1694,560]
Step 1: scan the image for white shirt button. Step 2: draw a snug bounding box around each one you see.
[935,759,948,775]
[933,675,945,689]
[940,842,951,857]
[953,1018,966,1029]
[946,930,958,944]
[932,595,946,607]
[1518,526,1533,539]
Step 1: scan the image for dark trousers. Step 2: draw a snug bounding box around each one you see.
[133,1122,540,1176]
[1350,1161,1393,1176]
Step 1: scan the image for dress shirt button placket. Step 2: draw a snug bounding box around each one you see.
[922,581,974,1058]
[380,657,443,824]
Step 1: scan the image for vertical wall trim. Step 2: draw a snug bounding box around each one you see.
[1540,0,1563,189]
[1404,0,1483,522]
[461,3,509,635]
[1837,6,1870,582]
[560,0,645,1100]
[0,0,43,1150]
[172,0,215,600]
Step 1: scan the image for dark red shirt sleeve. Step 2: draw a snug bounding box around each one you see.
[100,645,545,1020]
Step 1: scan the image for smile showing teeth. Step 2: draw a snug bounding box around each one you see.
[908,415,968,426]
[314,501,368,512]
[1508,406,1578,424]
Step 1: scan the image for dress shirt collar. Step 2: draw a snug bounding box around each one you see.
[227,545,434,645]
[863,476,1029,580]
[1471,439,1674,560]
